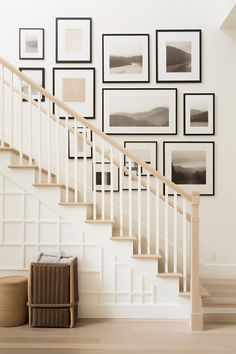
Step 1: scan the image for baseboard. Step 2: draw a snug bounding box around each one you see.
[78,304,190,319]
[204,313,236,324]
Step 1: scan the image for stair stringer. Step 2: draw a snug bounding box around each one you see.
[0,150,191,318]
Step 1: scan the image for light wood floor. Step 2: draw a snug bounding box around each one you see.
[1,319,236,353]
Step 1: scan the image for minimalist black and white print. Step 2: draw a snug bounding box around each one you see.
[56,18,92,63]
[184,93,215,135]
[102,89,177,135]
[102,34,149,82]
[53,68,95,118]
[19,68,45,101]
[156,30,201,82]
[68,127,93,159]
[92,162,119,192]
[19,28,44,59]
[124,141,157,176]
[163,142,214,196]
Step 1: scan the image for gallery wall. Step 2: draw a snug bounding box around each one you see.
[0,0,236,278]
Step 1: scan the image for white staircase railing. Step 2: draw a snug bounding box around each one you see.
[0,57,203,330]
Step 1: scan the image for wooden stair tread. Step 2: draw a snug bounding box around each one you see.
[59,202,93,206]
[0,147,35,162]
[157,273,183,278]
[8,165,56,177]
[110,236,137,241]
[132,254,161,260]
[179,285,210,298]
[86,219,115,224]
[203,296,236,307]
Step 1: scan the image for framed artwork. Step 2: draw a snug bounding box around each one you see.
[92,162,119,192]
[56,17,92,63]
[184,93,215,135]
[19,28,44,60]
[68,127,93,159]
[124,141,157,176]
[163,141,215,196]
[19,67,45,101]
[102,34,150,83]
[102,88,177,135]
[156,29,201,83]
[53,68,95,119]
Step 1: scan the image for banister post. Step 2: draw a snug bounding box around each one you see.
[190,191,203,331]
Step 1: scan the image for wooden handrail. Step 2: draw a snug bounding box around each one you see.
[0,57,192,202]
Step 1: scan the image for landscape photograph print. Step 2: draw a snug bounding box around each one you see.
[166,41,191,72]
[163,142,215,196]
[184,93,215,135]
[156,29,201,82]
[102,89,177,135]
[102,34,149,82]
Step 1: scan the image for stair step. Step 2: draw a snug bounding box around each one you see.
[8,165,56,177]
[59,202,93,207]
[110,236,137,241]
[203,296,236,307]
[157,273,183,278]
[179,285,210,298]
[86,219,115,224]
[0,147,35,162]
[33,183,75,192]
[132,254,161,260]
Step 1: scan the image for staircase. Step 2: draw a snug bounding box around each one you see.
[0,57,203,330]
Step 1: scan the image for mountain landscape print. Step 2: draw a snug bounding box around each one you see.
[109,95,169,127]
[171,150,206,185]
[166,41,192,72]
[109,42,143,74]
[190,109,208,127]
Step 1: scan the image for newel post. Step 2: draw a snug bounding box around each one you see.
[190,191,203,331]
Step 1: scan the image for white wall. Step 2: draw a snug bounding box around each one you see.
[1,0,236,278]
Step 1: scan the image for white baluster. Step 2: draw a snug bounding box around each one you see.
[19,78,23,164]
[74,126,78,203]
[146,172,150,255]
[165,186,169,272]
[83,126,87,203]
[38,93,42,182]
[28,85,32,164]
[110,145,114,220]
[65,115,69,202]
[56,106,60,183]
[128,158,132,238]
[138,164,141,254]
[119,153,123,237]
[174,192,178,273]
[9,72,13,147]
[156,179,160,256]
[47,99,51,183]
[101,139,105,219]
[183,198,187,292]
[0,64,4,147]
[93,134,97,220]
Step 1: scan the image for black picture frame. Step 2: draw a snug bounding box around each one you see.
[19,67,45,102]
[163,141,215,196]
[156,29,202,83]
[102,33,150,83]
[183,93,215,136]
[92,162,120,192]
[52,67,95,119]
[56,17,92,63]
[124,141,158,177]
[68,127,93,159]
[19,28,45,60]
[102,88,177,135]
